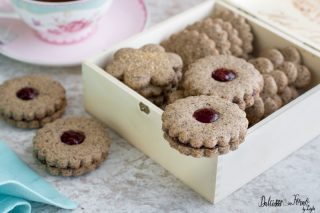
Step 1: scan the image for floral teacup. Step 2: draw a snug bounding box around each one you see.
[0,0,113,44]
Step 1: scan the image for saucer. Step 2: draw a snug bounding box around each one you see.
[0,0,147,67]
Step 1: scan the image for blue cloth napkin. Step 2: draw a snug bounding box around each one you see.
[0,142,77,213]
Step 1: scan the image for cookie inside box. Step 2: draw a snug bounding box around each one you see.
[83,0,320,203]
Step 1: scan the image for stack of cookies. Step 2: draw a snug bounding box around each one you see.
[105,44,183,107]
[161,10,254,70]
[0,75,112,177]
[246,46,312,125]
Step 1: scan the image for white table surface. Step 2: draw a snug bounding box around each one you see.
[0,0,319,212]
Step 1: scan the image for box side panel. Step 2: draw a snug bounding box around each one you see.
[215,85,320,202]
[83,63,218,202]
[214,2,320,203]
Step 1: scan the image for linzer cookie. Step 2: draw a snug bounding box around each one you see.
[33,117,111,177]
[161,30,219,69]
[105,44,183,107]
[162,96,248,157]
[183,55,263,110]
[0,75,66,129]
[186,18,231,55]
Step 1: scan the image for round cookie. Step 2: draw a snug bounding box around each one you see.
[260,48,284,67]
[277,61,298,84]
[161,30,219,69]
[187,18,231,55]
[183,55,263,110]
[280,46,301,64]
[214,9,254,56]
[248,57,274,74]
[245,96,264,125]
[0,75,66,129]
[279,86,298,105]
[261,74,278,96]
[270,70,288,93]
[294,65,311,89]
[33,117,111,177]
[162,96,248,157]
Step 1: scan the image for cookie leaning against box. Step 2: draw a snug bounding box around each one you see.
[162,96,248,157]
[33,117,111,177]
[105,44,183,107]
[0,75,66,129]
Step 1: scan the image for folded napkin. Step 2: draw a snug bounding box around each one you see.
[0,142,77,213]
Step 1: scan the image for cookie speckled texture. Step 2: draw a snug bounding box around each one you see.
[106,44,182,90]
[214,9,254,57]
[260,48,284,67]
[248,57,274,74]
[245,96,264,125]
[294,65,311,89]
[0,75,66,128]
[186,18,231,55]
[33,117,111,176]
[162,96,248,157]
[161,30,219,69]
[183,55,263,110]
[280,46,301,64]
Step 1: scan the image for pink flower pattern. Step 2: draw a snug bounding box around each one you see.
[47,20,92,35]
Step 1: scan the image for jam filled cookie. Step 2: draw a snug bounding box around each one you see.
[0,75,66,129]
[183,55,263,110]
[161,30,219,69]
[162,96,248,157]
[33,117,111,177]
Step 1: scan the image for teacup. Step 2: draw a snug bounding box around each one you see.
[0,0,113,44]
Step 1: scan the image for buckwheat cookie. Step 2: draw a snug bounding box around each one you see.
[211,18,243,57]
[0,75,66,129]
[183,55,263,110]
[105,44,183,92]
[279,86,299,105]
[280,46,301,64]
[214,9,254,56]
[161,30,219,69]
[270,70,289,93]
[262,95,283,117]
[277,61,298,84]
[245,96,264,125]
[248,57,274,74]
[261,74,278,96]
[293,65,311,89]
[162,96,248,157]
[166,90,185,104]
[260,48,284,67]
[186,18,231,55]
[33,117,111,177]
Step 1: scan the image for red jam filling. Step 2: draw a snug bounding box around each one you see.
[212,68,236,82]
[193,108,219,123]
[16,87,39,101]
[60,130,85,145]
